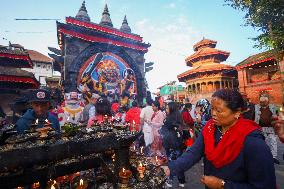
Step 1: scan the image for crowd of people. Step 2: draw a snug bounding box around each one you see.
[2,87,284,189]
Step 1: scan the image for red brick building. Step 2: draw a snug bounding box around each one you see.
[236,50,283,105]
[177,38,237,103]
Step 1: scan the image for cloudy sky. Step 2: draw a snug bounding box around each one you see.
[0,0,262,92]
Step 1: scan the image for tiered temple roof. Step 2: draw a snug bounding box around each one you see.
[178,38,235,82]
[0,45,39,89]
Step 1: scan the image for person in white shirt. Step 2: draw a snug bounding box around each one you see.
[140,98,154,155]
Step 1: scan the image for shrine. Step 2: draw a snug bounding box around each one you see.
[177,38,237,102]
[56,1,150,103]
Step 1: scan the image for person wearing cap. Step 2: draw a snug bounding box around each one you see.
[16,89,60,134]
[255,93,279,164]
[82,93,100,125]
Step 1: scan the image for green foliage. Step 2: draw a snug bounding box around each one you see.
[225,0,284,51]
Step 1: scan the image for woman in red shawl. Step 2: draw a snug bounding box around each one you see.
[163,89,276,189]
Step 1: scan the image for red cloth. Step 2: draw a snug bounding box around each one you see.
[202,118,260,168]
[111,103,120,113]
[125,107,141,131]
[182,111,194,127]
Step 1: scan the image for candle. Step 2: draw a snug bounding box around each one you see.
[137,162,146,179]
[119,168,132,185]
[35,119,39,125]
[112,154,116,162]
[76,179,87,189]
[155,156,159,166]
[140,146,144,154]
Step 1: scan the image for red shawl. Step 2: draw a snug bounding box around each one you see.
[202,118,260,168]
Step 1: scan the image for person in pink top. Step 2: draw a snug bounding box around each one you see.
[146,100,166,157]
[87,97,112,128]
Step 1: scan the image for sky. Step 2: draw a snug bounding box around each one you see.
[0,0,263,92]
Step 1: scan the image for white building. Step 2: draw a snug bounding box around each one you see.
[22,50,58,86]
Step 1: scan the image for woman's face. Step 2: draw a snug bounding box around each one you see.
[166,105,170,115]
[211,97,240,127]
[152,104,158,112]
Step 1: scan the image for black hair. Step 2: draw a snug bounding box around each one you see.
[183,103,192,111]
[212,89,245,112]
[152,100,161,110]
[95,97,112,115]
[167,102,178,115]
[146,97,153,106]
[132,101,138,107]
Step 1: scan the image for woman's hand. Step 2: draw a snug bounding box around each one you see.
[161,166,170,177]
[272,116,284,143]
[200,175,223,189]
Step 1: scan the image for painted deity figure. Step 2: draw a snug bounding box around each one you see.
[58,91,84,127]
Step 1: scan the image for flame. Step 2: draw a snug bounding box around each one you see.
[280,107,283,112]
[133,145,136,151]
[79,179,84,186]
[122,168,125,173]
[51,185,56,189]
[67,117,70,121]
[104,115,107,117]
[155,156,158,162]
[133,120,135,125]
[35,119,39,124]
[139,162,143,167]
[45,119,49,123]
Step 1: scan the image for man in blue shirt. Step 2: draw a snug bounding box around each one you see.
[16,89,60,134]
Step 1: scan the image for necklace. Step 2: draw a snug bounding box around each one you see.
[217,126,224,139]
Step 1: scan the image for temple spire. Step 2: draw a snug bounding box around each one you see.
[75,1,91,22]
[99,4,113,27]
[120,15,131,33]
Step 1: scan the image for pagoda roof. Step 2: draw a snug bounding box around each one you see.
[0,66,39,89]
[236,50,278,69]
[57,17,150,52]
[193,39,217,51]
[27,50,53,63]
[186,47,230,66]
[0,46,33,68]
[178,63,235,82]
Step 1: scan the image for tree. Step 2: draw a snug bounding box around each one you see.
[225,0,284,52]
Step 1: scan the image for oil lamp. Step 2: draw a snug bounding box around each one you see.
[76,179,87,189]
[137,162,146,180]
[118,168,132,186]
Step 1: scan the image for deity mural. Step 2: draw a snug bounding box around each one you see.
[78,53,137,102]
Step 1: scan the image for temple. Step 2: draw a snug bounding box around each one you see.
[0,44,39,114]
[177,38,237,102]
[236,50,283,105]
[56,1,150,103]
